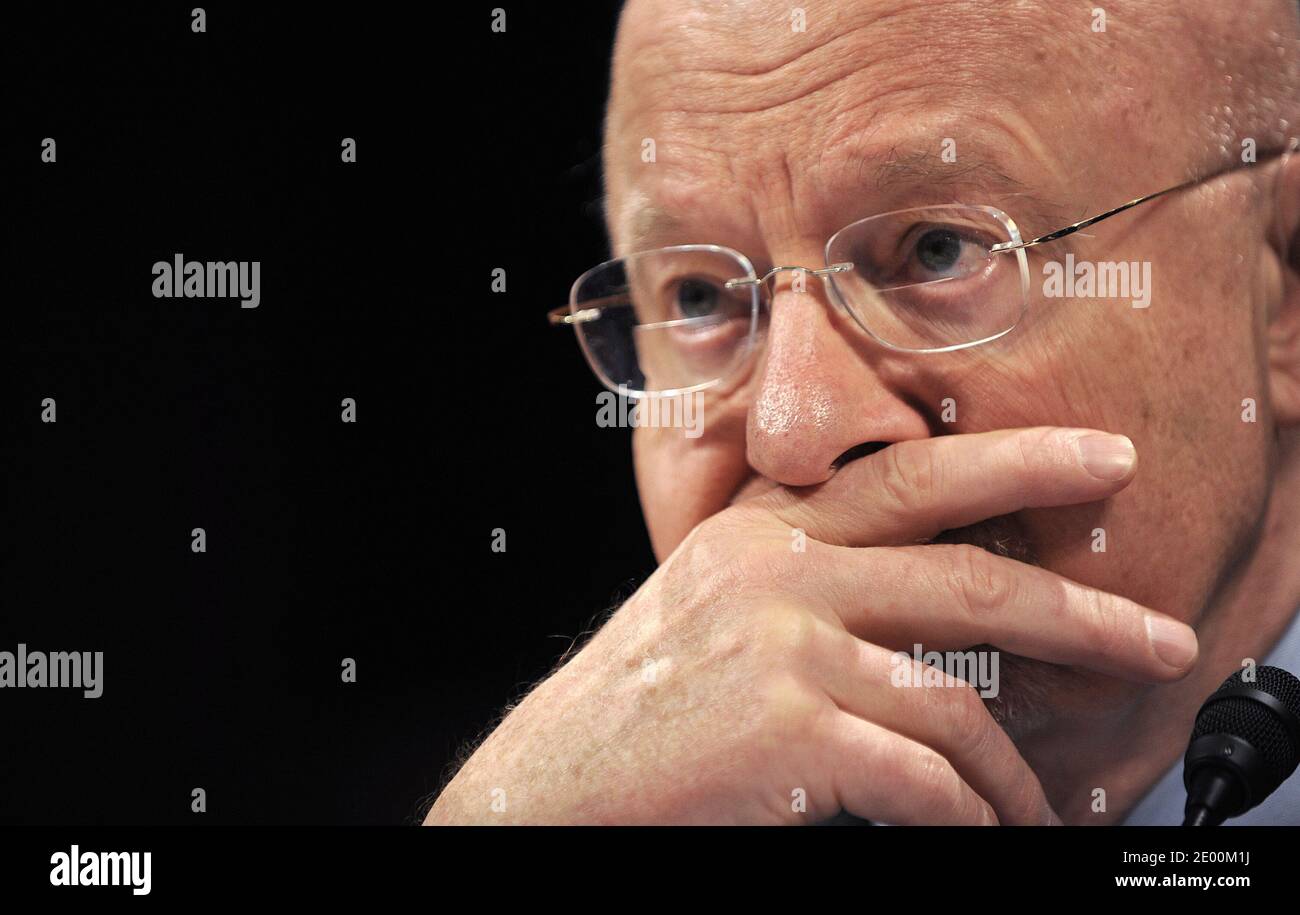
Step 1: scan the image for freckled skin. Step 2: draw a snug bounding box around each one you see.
[614,0,1300,817]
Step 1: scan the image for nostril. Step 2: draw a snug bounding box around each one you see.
[830,441,889,472]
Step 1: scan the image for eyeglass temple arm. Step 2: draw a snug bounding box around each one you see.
[991,142,1299,255]
[547,293,626,325]
[990,182,1191,254]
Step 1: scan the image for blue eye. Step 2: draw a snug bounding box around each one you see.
[914,228,963,274]
[673,278,723,318]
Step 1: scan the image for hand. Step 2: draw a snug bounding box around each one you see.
[426,427,1197,825]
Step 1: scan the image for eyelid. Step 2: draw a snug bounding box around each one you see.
[903,221,999,249]
[880,222,993,273]
[655,272,728,300]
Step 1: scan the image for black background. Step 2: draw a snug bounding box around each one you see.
[2,1,647,824]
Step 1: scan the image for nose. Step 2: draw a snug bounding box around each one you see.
[745,269,932,487]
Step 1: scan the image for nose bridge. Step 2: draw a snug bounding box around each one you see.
[727,261,853,312]
[765,265,812,306]
[745,272,902,487]
[746,262,861,366]
[759,261,852,296]
[762,268,849,354]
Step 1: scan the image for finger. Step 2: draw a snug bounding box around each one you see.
[811,542,1198,681]
[813,625,1059,826]
[820,709,999,825]
[753,426,1137,547]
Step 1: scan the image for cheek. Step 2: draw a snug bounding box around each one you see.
[633,413,750,563]
[968,263,1271,622]
[1020,425,1267,628]
[632,429,681,561]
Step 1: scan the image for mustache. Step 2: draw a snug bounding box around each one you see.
[926,513,1038,567]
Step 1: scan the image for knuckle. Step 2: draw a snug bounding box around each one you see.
[925,678,996,754]
[701,619,750,668]
[1014,426,1059,476]
[910,745,947,791]
[696,515,797,583]
[703,601,819,690]
[895,742,993,825]
[945,543,1015,620]
[1084,587,1130,657]
[667,522,758,607]
[1039,575,1072,625]
[755,603,821,666]
[946,682,992,742]
[679,522,734,574]
[753,670,824,748]
[909,747,961,811]
[877,440,938,512]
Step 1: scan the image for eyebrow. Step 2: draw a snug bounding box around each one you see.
[859,146,1080,243]
[616,146,1082,255]
[625,204,683,251]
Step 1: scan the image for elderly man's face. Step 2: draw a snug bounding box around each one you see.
[603,0,1297,731]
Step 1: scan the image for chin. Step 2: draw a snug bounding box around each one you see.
[975,649,1096,742]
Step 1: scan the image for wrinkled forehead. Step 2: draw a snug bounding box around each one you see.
[602,0,1226,250]
[609,0,1089,122]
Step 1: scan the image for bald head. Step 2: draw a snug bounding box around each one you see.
[604,0,1299,254]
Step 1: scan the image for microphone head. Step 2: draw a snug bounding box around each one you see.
[1185,665,1300,816]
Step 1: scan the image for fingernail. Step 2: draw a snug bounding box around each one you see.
[1146,614,1198,670]
[1074,433,1136,481]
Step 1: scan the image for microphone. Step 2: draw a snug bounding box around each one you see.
[1182,665,1300,826]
